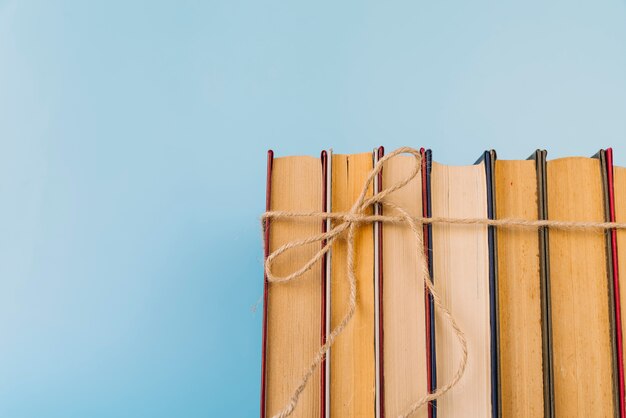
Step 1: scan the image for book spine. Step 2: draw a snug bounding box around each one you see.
[595,148,620,417]
[534,150,555,418]
[320,150,328,418]
[375,146,385,418]
[421,148,435,418]
[324,150,333,418]
[605,148,625,418]
[260,150,274,418]
[484,150,501,418]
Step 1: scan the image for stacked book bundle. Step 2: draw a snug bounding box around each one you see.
[260,147,626,418]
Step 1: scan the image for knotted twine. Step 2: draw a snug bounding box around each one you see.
[262,146,626,418]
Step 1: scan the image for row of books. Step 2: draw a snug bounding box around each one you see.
[261,147,626,418]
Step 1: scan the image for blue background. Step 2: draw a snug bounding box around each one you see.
[2,1,626,416]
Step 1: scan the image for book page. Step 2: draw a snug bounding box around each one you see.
[382,155,428,418]
[431,161,491,417]
[266,156,322,417]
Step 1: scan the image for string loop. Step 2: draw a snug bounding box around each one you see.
[263,147,467,418]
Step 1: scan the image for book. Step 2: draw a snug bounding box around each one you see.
[597,149,623,417]
[380,152,428,418]
[261,152,324,418]
[482,150,501,418]
[494,154,546,417]
[545,154,617,417]
[429,158,493,416]
[422,149,436,418]
[606,149,626,417]
[534,149,556,418]
[329,152,376,417]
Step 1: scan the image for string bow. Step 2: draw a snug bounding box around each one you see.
[263,147,468,418]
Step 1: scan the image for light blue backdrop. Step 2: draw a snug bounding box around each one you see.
[1,1,626,417]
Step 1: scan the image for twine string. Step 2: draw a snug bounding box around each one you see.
[262,146,622,418]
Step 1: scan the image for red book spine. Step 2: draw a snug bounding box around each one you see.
[606,148,625,418]
[260,150,274,418]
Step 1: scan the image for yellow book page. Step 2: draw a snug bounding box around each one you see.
[266,156,322,418]
[495,159,544,417]
[330,152,375,417]
[547,157,614,417]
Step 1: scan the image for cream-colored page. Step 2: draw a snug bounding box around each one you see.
[431,161,491,417]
